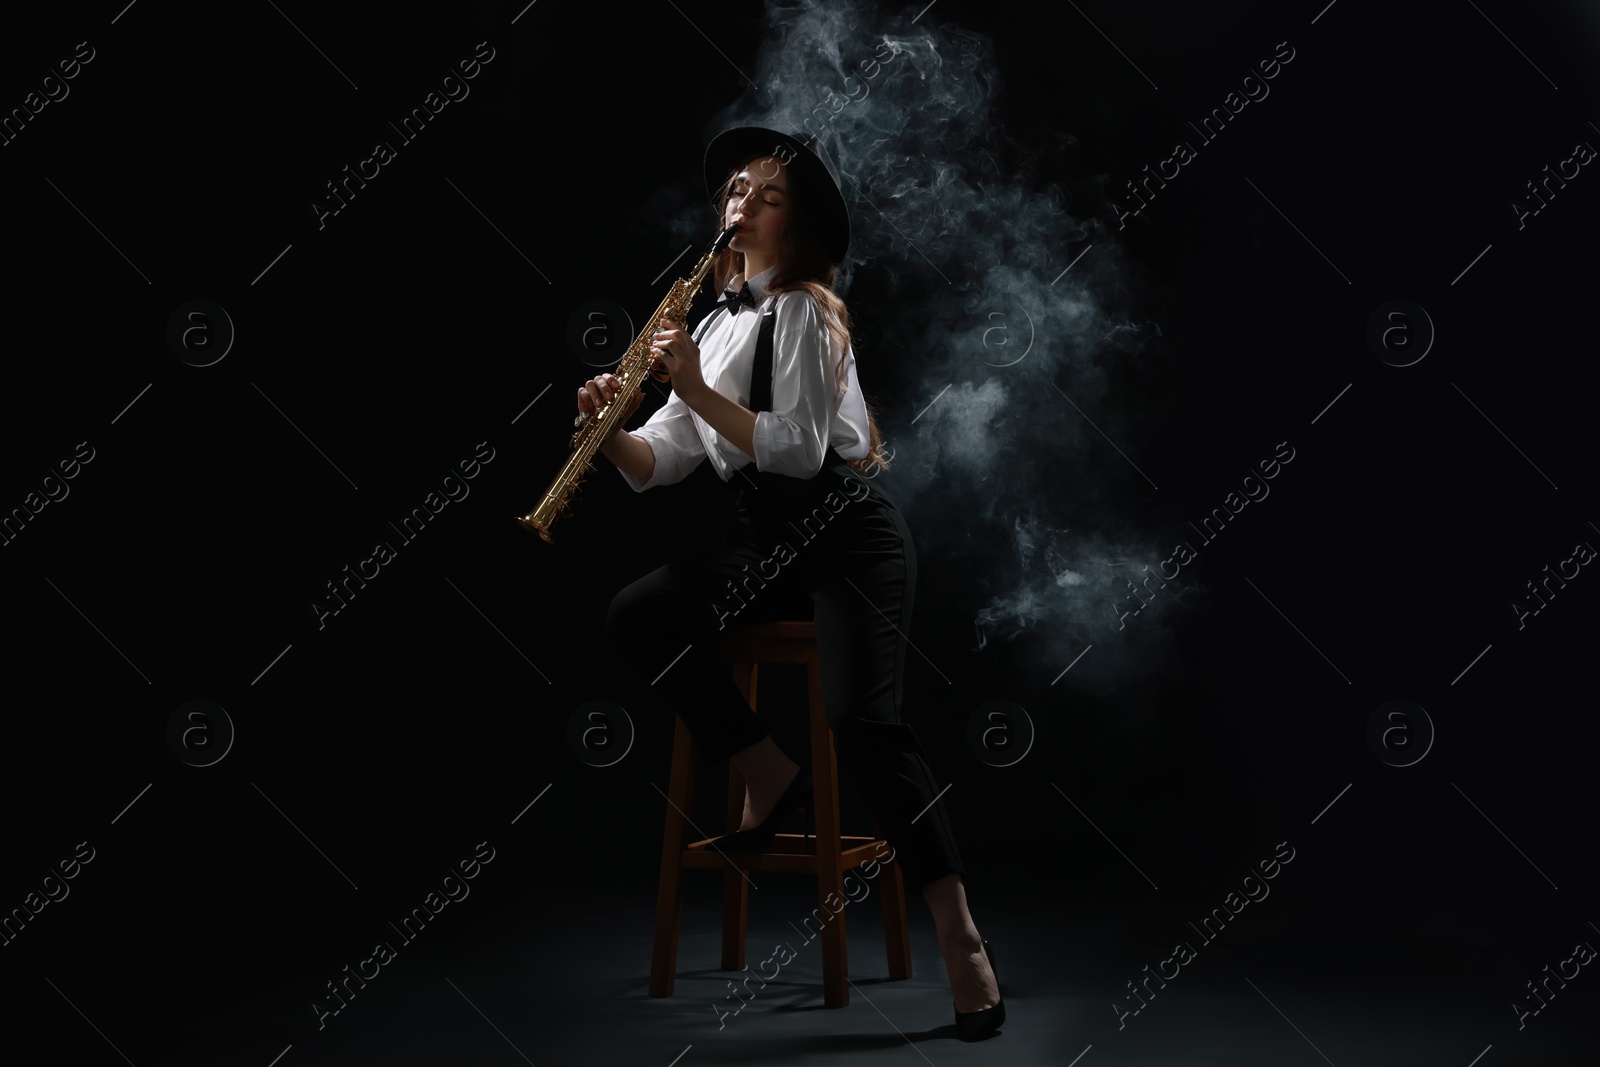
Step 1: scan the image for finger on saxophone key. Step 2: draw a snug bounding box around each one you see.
[579,378,605,415]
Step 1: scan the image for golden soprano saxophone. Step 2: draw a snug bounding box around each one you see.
[517,223,740,542]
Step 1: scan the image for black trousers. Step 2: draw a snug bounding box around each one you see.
[605,459,966,893]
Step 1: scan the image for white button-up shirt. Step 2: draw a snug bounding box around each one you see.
[617,265,871,492]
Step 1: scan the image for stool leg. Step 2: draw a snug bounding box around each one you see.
[872,816,913,980]
[808,656,849,1008]
[720,662,756,973]
[650,716,698,997]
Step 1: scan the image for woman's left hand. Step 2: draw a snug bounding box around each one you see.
[651,318,707,403]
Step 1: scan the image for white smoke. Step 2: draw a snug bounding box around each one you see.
[687,0,1188,688]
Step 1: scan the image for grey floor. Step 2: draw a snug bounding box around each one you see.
[162,855,1593,1067]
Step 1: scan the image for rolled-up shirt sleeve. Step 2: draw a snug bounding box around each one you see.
[751,291,837,478]
[617,386,706,491]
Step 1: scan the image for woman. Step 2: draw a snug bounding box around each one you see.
[582,126,1004,1041]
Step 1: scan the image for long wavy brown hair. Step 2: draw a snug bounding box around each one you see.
[710,151,892,476]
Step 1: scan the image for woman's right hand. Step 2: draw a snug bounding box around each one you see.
[578,373,641,421]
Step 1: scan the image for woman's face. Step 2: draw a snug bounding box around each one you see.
[725,156,788,261]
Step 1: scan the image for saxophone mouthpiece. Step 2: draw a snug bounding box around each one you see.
[713,223,739,253]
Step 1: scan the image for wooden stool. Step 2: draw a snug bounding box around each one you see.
[648,620,913,1008]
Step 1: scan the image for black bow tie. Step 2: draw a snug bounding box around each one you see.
[719,281,756,316]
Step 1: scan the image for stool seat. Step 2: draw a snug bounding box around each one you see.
[648,619,913,1008]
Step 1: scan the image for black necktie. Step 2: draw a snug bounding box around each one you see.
[719,281,756,317]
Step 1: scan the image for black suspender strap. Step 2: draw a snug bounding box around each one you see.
[749,305,776,415]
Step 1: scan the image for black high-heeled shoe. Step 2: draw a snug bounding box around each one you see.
[954,939,1005,1041]
[705,769,813,853]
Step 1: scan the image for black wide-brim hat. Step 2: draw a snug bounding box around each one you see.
[704,125,851,265]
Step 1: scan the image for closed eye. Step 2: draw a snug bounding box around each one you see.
[734,182,782,207]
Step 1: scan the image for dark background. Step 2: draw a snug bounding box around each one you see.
[1,0,1595,1063]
